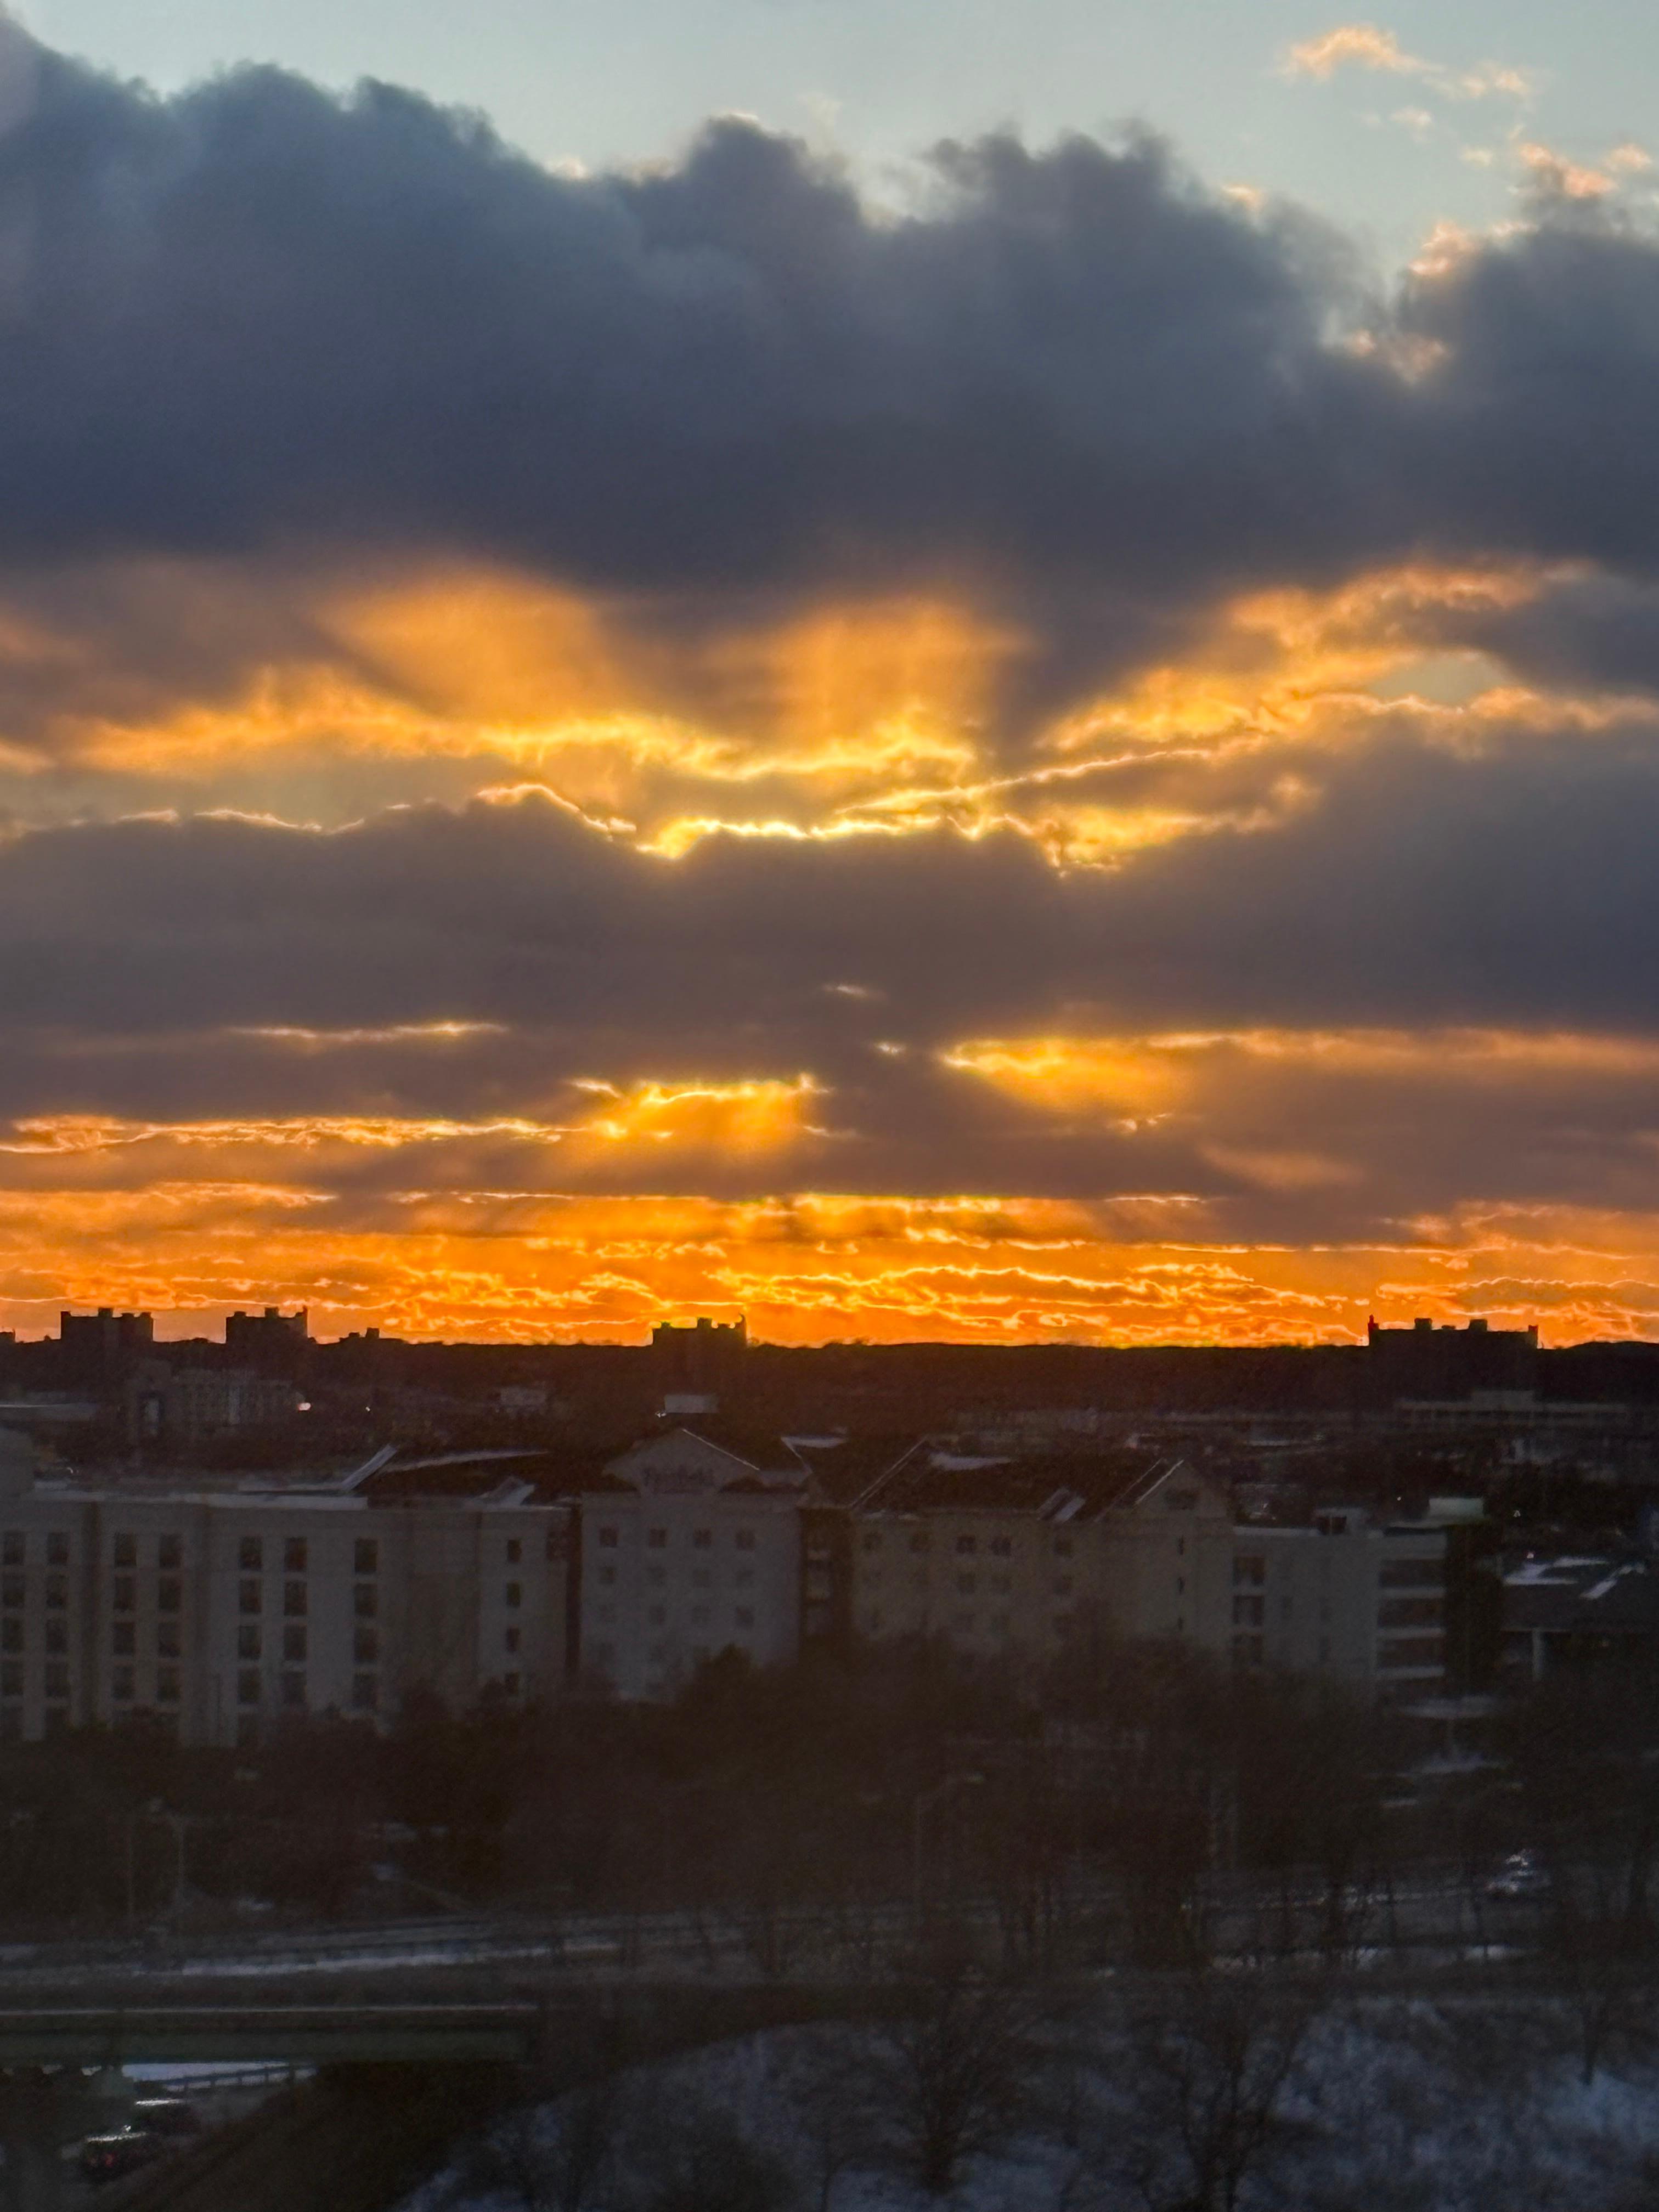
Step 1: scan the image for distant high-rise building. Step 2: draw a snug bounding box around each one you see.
[225,1307,310,1376]
[650,1316,747,1402]
[58,1308,153,1383]
[1367,1316,1538,1403]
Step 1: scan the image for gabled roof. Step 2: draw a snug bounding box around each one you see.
[599,1426,809,1497]
[854,1447,1200,1519]
[1504,1553,1659,1635]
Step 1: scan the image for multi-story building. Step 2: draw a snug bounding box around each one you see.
[128,1365,304,1446]
[1229,1508,1451,1695]
[845,1452,1237,1664]
[574,1427,805,1700]
[0,1430,568,1745]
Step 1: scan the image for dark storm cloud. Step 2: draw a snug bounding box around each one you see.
[0,736,1657,1084]
[0,38,1408,725]
[2,43,1659,726]
[5,761,1659,1226]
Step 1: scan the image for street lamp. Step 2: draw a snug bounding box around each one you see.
[911,1772,985,1924]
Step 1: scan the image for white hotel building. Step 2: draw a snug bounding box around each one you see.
[0,1430,569,1745]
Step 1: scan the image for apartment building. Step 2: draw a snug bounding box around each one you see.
[0,1430,568,1745]
[846,1452,1237,1664]
[1229,1508,1450,1695]
[575,1427,806,1701]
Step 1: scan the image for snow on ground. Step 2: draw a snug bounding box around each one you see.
[402,1999,1659,2211]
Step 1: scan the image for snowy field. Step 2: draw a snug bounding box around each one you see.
[402,1995,1659,2212]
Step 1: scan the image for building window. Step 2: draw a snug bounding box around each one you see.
[0,1622,19,1655]
[736,1529,756,1551]
[1053,1537,1074,1558]
[647,1605,666,1627]
[239,1579,262,1615]
[909,1533,930,1555]
[354,1583,377,1620]
[0,1575,21,1611]
[44,1575,66,1611]
[43,1618,66,1656]
[861,1531,882,1553]
[956,1573,977,1595]
[955,1612,975,1634]
[112,1533,137,1568]
[647,1565,667,1588]
[351,1674,377,1711]
[693,1529,713,1550]
[284,1538,307,1575]
[280,1672,306,1709]
[238,1625,260,1660]
[112,1576,133,1614]
[112,1665,134,1702]
[691,1567,711,1589]
[239,1537,263,1572]
[283,1624,307,1663]
[157,1579,181,1615]
[1233,1633,1265,1668]
[354,1626,378,1664]
[0,1534,19,1568]
[158,1535,182,1571]
[44,1661,70,1700]
[505,1626,521,1654]
[283,1581,307,1618]
[690,1605,709,1626]
[1379,1558,1446,1588]
[506,1538,522,1564]
[1052,1613,1074,1639]
[0,1662,20,1699]
[597,1527,618,1549]
[503,1673,521,1699]
[504,1582,521,1610]
[156,1667,179,1703]
[156,1622,180,1658]
[46,1533,68,1567]
[238,1669,261,1705]
[990,1536,1013,1557]
[353,1538,378,1576]
[992,1614,1011,1637]
[1054,1576,1074,1597]
[597,1564,616,1586]
[734,1606,755,1630]
[1233,1595,1265,1628]
[1234,1555,1266,1588]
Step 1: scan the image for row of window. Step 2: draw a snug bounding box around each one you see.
[592,1604,755,1630]
[863,1568,1073,1597]
[860,1531,1075,1559]
[861,1607,1077,1640]
[235,1669,379,1709]
[3,1575,70,1611]
[598,1526,759,1552]
[2,1533,71,1567]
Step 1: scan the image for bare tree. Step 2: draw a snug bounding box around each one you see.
[866,1949,1043,2196]
[775,2027,884,2212]
[1119,1969,1318,2212]
[444,2078,623,2212]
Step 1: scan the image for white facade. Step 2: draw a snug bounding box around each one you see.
[0,1434,569,1744]
[577,1430,803,1701]
[1230,1511,1449,1692]
[849,1463,1235,1663]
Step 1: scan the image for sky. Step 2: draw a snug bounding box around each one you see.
[1,7,1658,1345]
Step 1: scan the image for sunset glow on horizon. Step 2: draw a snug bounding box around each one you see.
[2,12,1659,1349]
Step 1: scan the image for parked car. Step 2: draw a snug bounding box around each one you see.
[78,2131,166,2185]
